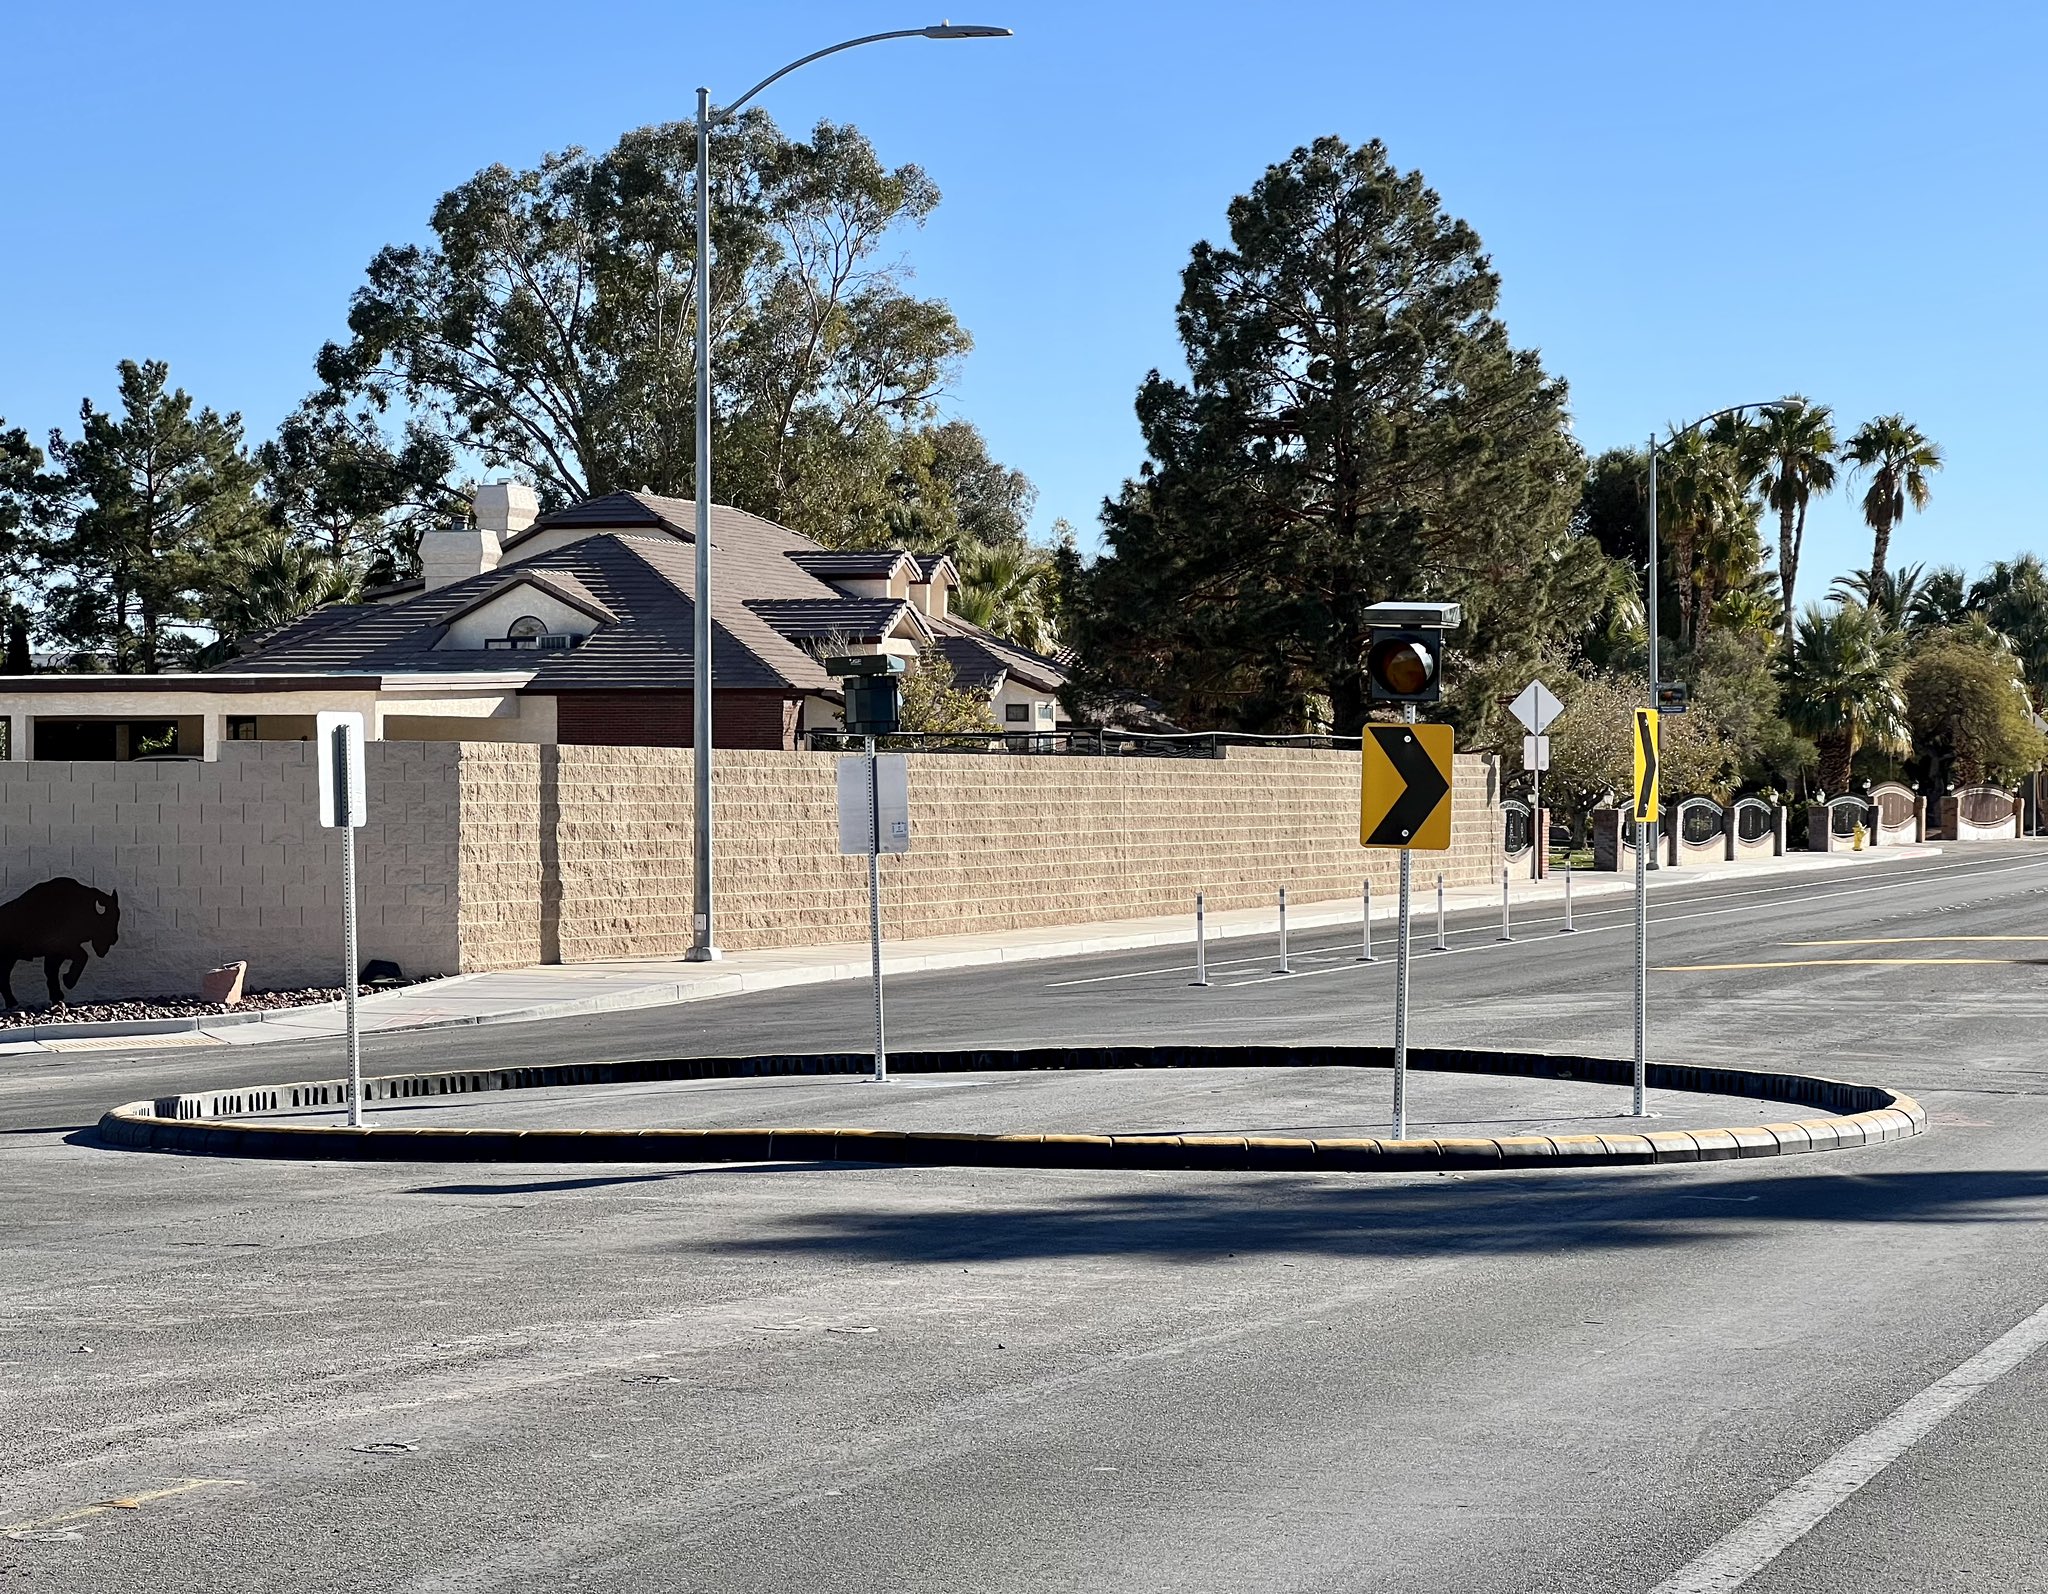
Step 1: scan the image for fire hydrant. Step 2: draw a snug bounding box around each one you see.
[1853,821,1866,851]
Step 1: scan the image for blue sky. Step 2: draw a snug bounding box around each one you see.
[4,0,2043,594]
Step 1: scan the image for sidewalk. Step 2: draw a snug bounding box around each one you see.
[0,843,1944,1056]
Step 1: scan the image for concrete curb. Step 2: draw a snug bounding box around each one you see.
[0,975,481,1048]
[96,1045,1926,1173]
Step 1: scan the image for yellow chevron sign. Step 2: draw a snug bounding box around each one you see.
[1633,708,1660,822]
[1360,723,1455,850]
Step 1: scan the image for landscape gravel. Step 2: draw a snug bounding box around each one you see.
[0,978,435,1029]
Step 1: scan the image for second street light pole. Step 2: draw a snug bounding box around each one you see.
[683,22,1011,964]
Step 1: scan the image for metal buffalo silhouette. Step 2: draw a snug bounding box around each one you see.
[0,878,121,1009]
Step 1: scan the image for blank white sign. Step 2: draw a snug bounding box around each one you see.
[838,754,910,855]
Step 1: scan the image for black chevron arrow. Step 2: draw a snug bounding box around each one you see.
[1636,711,1659,818]
[1366,726,1450,846]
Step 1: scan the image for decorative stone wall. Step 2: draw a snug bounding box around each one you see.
[0,742,1504,999]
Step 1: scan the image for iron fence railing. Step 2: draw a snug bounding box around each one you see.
[802,729,1369,758]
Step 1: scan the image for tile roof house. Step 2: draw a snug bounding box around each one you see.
[0,485,1070,761]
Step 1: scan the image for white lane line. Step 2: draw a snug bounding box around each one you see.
[1646,1295,2048,1593]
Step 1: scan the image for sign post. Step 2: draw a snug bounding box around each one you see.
[837,748,909,1079]
[1509,680,1563,879]
[315,711,367,1128]
[1360,715,1456,1140]
[1632,707,1661,1116]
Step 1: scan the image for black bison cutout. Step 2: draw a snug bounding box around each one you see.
[0,878,121,1010]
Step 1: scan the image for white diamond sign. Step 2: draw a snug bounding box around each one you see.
[1508,680,1563,735]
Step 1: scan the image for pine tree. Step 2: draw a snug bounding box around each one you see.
[1068,137,1610,735]
[44,361,261,671]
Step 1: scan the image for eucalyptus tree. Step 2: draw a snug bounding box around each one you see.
[1779,602,1909,792]
[1751,397,1837,651]
[318,114,1022,552]
[1842,415,1942,591]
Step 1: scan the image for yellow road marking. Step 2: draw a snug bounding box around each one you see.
[1656,957,2030,972]
[1781,936,2048,945]
[3,1478,244,1536]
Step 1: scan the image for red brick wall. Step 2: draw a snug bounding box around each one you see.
[552,692,795,750]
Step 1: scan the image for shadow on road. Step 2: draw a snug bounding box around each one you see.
[702,1167,2048,1266]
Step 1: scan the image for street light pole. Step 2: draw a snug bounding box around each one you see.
[1633,398,1788,1110]
[683,22,1011,963]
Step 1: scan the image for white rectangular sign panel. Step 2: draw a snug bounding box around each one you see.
[316,711,368,830]
[838,754,910,855]
[1522,734,1550,772]
[1509,680,1563,735]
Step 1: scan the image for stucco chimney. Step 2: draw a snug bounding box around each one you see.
[419,516,501,592]
[474,481,540,538]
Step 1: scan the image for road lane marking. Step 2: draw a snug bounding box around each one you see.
[3,1478,245,1538]
[1654,958,2029,972]
[1782,936,2048,945]
[1646,1295,2048,1593]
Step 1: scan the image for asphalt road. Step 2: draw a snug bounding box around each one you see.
[7,844,2048,1592]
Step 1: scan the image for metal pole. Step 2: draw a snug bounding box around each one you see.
[1433,872,1448,952]
[335,723,362,1129]
[1192,892,1208,987]
[1561,856,1576,933]
[1497,863,1513,942]
[1634,808,1648,1116]
[1532,759,1543,880]
[1276,886,1290,973]
[1393,702,1417,1138]
[867,733,886,1081]
[686,89,720,962]
[1357,879,1376,963]
[1645,435,1660,873]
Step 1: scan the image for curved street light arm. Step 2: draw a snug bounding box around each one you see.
[1653,399,1794,454]
[713,24,1010,121]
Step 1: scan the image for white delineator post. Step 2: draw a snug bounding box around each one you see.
[1497,863,1514,942]
[1192,892,1209,987]
[866,733,887,1083]
[1433,872,1448,952]
[1561,856,1577,933]
[1276,886,1291,973]
[1358,880,1376,963]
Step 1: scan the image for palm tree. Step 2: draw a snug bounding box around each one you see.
[1842,415,1942,592]
[1779,602,1909,792]
[1752,398,1837,653]
[1658,429,1763,645]
[953,545,1060,655]
[1829,562,1931,631]
[1970,554,2048,703]
[1905,565,1971,634]
[211,533,363,648]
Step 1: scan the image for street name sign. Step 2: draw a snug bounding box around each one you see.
[1508,680,1563,735]
[1633,708,1660,823]
[1523,734,1550,772]
[1360,723,1454,849]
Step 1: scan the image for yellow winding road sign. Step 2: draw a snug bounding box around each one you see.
[1360,723,1455,850]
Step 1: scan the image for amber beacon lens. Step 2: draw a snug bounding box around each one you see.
[1369,639,1434,696]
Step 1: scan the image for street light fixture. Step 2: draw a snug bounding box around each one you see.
[684,22,1011,962]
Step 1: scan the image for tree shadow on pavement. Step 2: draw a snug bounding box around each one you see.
[701,1166,2048,1267]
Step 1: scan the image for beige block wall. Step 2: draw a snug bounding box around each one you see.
[449,745,1504,970]
[0,743,459,1003]
[1,742,1504,995]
